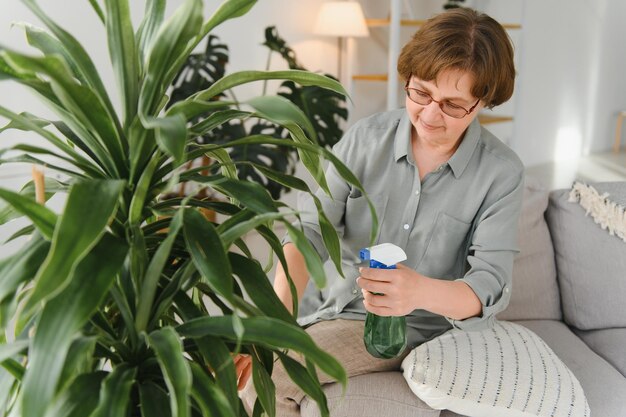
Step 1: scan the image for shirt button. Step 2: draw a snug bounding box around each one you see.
[403,224,410,230]
[352,289,358,294]
[415,190,420,196]
[504,287,510,293]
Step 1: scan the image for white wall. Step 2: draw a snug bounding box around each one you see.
[513,0,626,166]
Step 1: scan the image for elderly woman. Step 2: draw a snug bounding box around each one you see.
[241,7,524,416]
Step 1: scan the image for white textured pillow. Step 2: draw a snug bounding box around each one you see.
[401,321,590,417]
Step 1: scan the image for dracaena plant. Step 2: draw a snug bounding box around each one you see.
[0,0,377,416]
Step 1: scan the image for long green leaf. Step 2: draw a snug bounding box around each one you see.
[0,51,124,176]
[228,253,295,324]
[90,365,136,417]
[44,372,106,417]
[0,109,101,172]
[143,114,187,165]
[0,233,49,303]
[139,382,172,417]
[136,0,165,67]
[26,179,125,310]
[21,0,118,122]
[166,99,235,122]
[21,23,82,80]
[192,335,239,415]
[247,95,316,141]
[219,211,291,248]
[250,104,328,195]
[177,316,346,386]
[251,354,276,417]
[189,362,237,417]
[161,0,258,105]
[139,0,202,116]
[165,288,240,414]
[191,174,277,214]
[58,337,98,385]
[88,0,105,23]
[189,109,250,136]
[194,70,346,103]
[183,208,233,301]
[311,195,344,278]
[0,188,57,240]
[104,0,139,128]
[135,210,183,332]
[276,353,329,417]
[21,233,128,417]
[148,327,192,417]
[200,0,257,37]
[283,222,326,289]
[129,154,160,225]
[0,341,28,363]
[0,367,16,415]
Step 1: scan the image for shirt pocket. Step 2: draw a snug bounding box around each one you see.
[343,194,388,259]
[420,212,471,278]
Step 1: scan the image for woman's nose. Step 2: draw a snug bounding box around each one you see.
[422,100,444,118]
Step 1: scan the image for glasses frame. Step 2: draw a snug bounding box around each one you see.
[404,83,481,119]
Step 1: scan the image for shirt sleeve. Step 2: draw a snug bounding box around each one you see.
[446,170,525,331]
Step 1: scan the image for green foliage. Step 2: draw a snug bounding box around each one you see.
[169,25,348,199]
[0,1,377,416]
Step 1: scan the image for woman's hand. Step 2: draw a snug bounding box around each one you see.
[357,264,421,316]
[233,353,252,390]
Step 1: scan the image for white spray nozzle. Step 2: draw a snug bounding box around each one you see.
[359,243,407,266]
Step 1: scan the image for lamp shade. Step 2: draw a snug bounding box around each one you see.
[314,2,369,37]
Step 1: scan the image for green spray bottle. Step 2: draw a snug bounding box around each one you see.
[359,243,408,359]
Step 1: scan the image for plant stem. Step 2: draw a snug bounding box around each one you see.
[262,50,272,96]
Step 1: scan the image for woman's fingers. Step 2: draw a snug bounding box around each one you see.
[233,354,253,390]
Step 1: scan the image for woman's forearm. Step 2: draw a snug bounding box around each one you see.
[273,242,311,314]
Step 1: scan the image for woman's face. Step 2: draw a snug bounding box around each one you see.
[405,68,484,149]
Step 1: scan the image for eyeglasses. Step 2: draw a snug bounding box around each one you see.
[404,85,481,119]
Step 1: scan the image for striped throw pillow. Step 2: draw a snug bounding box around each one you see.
[401,321,590,417]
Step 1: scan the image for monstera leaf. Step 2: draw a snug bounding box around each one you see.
[169,25,347,198]
[264,26,347,150]
[169,34,229,114]
[262,26,302,70]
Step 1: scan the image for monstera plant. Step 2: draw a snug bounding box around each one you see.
[0,0,376,416]
[169,26,348,199]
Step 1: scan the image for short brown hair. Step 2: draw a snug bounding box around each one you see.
[397,8,515,108]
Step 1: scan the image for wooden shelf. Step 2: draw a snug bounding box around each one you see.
[365,18,521,30]
[478,115,513,124]
[353,74,388,81]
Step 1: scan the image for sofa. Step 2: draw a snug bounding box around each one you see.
[300,179,626,417]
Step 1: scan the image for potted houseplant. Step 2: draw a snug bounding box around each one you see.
[0,0,376,416]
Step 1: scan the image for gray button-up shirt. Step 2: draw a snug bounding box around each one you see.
[292,109,524,348]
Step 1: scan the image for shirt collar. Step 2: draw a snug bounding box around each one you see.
[393,112,481,178]
[447,117,481,178]
[393,112,412,162]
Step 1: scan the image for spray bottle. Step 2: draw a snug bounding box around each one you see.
[359,243,408,359]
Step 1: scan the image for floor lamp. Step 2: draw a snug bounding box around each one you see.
[313,1,369,99]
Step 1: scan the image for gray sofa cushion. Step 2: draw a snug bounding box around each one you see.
[300,371,440,417]
[517,320,626,417]
[574,327,626,377]
[498,180,561,321]
[546,182,626,330]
